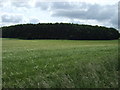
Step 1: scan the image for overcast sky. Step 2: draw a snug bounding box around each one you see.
[0,0,119,29]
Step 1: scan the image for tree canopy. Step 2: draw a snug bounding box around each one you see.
[1,23,119,40]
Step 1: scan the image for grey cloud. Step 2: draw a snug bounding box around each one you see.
[1,14,23,23]
[30,18,39,24]
[35,2,50,10]
[86,4,116,20]
[11,1,30,8]
[0,4,3,7]
[51,2,75,10]
[118,1,120,29]
[0,0,5,7]
[51,2,117,28]
[110,11,118,27]
[51,2,90,10]
[35,2,89,11]
[0,2,3,7]
[52,3,116,20]
[52,10,86,19]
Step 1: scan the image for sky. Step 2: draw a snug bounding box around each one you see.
[0,0,119,30]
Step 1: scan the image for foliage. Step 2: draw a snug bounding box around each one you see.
[1,23,119,40]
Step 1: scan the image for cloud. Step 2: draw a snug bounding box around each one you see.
[110,12,118,28]
[51,2,117,27]
[11,1,31,8]
[30,18,39,24]
[118,1,120,29]
[1,14,23,23]
[0,1,3,7]
[0,0,10,7]
[0,0,118,29]
[35,2,51,10]
[51,2,75,10]
[51,2,92,10]
[52,3,116,20]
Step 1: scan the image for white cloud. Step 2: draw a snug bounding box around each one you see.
[0,0,119,30]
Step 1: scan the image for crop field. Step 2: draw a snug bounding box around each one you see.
[2,38,118,88]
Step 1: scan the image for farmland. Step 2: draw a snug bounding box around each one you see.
[2,38,118,88]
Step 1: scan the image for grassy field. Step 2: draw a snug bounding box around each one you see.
[2,38,118,88]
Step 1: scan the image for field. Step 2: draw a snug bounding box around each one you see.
[2,38,118,88]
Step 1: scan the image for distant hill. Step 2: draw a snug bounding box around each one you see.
[1,23,120,40]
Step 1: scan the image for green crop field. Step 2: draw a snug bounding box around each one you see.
[2,38,118,88]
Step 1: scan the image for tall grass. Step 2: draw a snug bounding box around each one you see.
[2,39,118,88]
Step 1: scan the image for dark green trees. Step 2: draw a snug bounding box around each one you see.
[1,23,119,40]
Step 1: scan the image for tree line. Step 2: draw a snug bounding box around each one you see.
[1,23,120,40]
